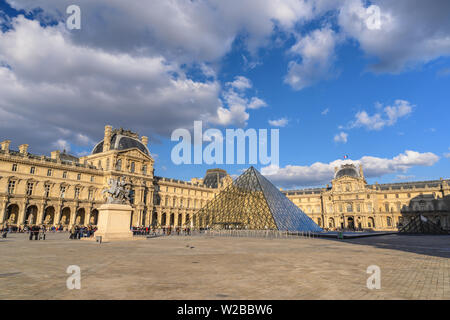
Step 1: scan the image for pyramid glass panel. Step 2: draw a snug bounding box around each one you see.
[191,167,322,232]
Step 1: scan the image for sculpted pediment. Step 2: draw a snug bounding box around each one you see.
[118,148,154,163]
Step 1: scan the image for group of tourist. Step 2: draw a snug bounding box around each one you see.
[161,226,191,236]
[131,226,192,237]
[28,225,46,240]
[69,225,97,240]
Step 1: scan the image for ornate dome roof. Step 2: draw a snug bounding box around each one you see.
[92,131,149,155]
[335,164,359,179]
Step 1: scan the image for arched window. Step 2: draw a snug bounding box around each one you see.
[387,217,392,227]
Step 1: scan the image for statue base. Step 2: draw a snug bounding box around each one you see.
[91,203,134,242]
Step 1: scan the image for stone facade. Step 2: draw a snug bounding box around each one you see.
[284,164,450,231]
[1,125,448,231]
[0,126,229,230]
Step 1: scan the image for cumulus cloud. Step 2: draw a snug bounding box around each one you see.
[268,118,289,127]
[52,139,71,152]
[210,76,267,126]
[338,0,450,72]
[261,150,440,188]
[347,100,413,131]
[333,132,348,143]
[6,0,320,63]
[285,27,338,90]
[444,148,450,159]
[0,16,223,153]
[227,76,252,91]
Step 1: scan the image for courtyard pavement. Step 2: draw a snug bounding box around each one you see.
[0,232,449,300]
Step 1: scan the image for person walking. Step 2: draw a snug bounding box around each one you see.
[29,226,34,240]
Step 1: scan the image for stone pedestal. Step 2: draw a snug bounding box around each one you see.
[93,203,133,241]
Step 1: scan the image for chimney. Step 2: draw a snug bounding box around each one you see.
[1,140,11,153]
[18,144,29,154]
[141,136,149,147]
[51,150,60,160]
[103,125,112,152]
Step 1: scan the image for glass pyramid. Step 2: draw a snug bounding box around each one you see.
[191,166,323,232]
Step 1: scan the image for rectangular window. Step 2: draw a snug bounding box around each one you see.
[142,165,147,175]
[130,162,135,173]
[26,182,34,196]
[91,176,94,182]
[47,169,52,176]
[75,187,80,199]
[63,172,67,179]
[60,186,66,198]
[45,184,50,198]
[30,167,36,174]
[385,203,389,212]
[8,180,16,194]
[77,173,81,180]
[12,164,17,172]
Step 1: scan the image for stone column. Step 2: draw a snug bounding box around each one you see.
[54,204,62,226]
[36,203,45,225]
[85,208,91,226]
[0,201,7,225]
[69,205,77,227]
[18,202,27,226]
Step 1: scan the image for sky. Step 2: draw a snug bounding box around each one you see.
[0,0,449,189]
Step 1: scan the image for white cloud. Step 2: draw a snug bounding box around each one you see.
[348,100,413,130]
[210,80,267,126]
[248,97,268,110]
[268,118,289,127]
[395,175,415,181]
[227,76,252,91]
[334,132,348,143]
[285,27,338,90]
[321,108,329,115]
[0,16,223,153]
[338,0,450,72]
[261,150,440,188]
[444,148,450,159]
[6,0,320,63]
[52,139,70,152]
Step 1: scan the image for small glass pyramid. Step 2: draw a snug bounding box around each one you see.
[191,166,323,232]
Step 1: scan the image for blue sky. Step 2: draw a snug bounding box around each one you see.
[0,0,449,188]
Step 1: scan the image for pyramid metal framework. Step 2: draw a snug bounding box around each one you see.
[399,215,448,235]
[190,167,323,232]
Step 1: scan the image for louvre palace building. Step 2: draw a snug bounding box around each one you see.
[1,125,449,231]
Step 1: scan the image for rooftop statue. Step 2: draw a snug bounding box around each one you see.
[102,176,132,205]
